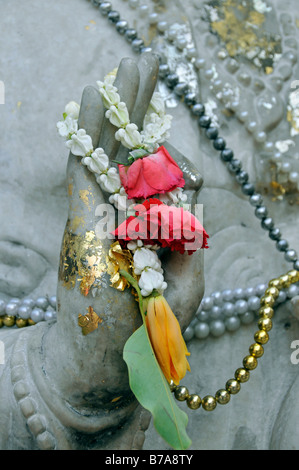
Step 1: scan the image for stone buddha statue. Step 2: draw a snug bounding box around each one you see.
[0,53,204,450]
[1,0,299,451]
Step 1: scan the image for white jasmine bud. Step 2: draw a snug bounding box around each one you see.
[64,101,80,119]
[56,115,78,138]
[133,247,163,275]
[97,167,121,193]
[105,102,130,128]
[82,148,109,174]
[115,123,142,149]
[139,268,167,297]
[65,129,93,157]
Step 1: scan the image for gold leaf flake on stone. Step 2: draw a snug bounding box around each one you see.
[68,183,73,196]
[270,181,286,197]
[79,189,92,212]
[209,0,282,73]
[78,306,103,336]
[106,241,137,292]
[70,215,85,232]
[59,223,108,296]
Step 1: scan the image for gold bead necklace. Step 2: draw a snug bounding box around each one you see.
[170,269,299,412]
[0,316,36,329]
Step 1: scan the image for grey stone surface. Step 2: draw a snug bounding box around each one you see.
[0,0,299,451]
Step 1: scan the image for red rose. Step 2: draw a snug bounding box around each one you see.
[118,146,185,199]
[113,199,209,254]
[113,198,162,244]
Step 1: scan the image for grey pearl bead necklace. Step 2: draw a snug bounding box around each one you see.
[183,280,299,342]
[0,296,57,328]
[1,277,298,334]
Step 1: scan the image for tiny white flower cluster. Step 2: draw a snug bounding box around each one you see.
[128,241,167,297]
[56,101,80,138]
[158,187,188,206]
[66,129,93,157]
[97,73,172,152]
[56,72,176,298]
[141,92,172,145]
[57,99,130,208]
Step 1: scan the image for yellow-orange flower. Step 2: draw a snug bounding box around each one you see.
[145,295,191,385]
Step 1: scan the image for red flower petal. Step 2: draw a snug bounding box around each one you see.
[118,146,185,199]
[112,199,209,254]
[142,147,185,193]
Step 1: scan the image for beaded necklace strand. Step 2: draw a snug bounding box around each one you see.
[1,0,298,415]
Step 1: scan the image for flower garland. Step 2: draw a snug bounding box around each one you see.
[57,70,209,450]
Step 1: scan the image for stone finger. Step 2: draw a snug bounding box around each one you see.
[165,142,203,191]
[99,57,140,161]
[117,52,159,163]
[78,85,104,149]
[131,52,159,129]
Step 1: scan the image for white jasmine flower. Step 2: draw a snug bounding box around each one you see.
[57,115,78,138]
[105,102,130,128]
[127,240,143,251]
[147,92,166,117]
[142,111,157,130]
[138,268,167,297]
[97,71,117,88]
[103,71,117,85]
[109,187,129,211]
[133,247,163,275]
[142,113,172,144]
[82,148,109,175]
[64,101,80,119]
[158,188,188,205]
[97,167,121,193]
[109,194,126,211]
[65,129,93,157]
[115,123,143,149]
[98,83,120,109]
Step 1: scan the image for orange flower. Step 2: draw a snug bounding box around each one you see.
[145,295,191,385]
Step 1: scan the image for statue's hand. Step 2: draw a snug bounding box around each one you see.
[50,54,204,410]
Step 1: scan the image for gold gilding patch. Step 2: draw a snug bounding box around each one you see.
[59,224,107,296]
[270,181,286,197]
[111,396,122,403]
[70,215,85,232]
[79,189,92,212]
[78,306,103,335]
[287,109,299,135]
[106,241,137,291]
[209,0,282,73]
[68,183,73,197]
